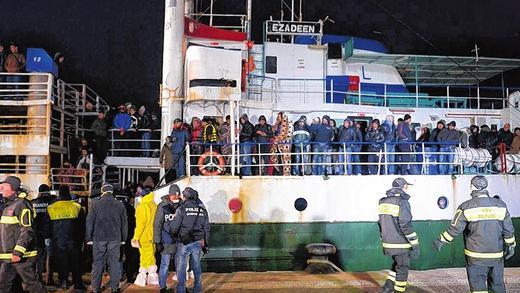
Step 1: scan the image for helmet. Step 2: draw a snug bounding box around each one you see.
[470,175,488,191]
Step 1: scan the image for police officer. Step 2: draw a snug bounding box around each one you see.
[433,175,515,293]
[167,187,210,293]
[31,184,55,285]
[47,186,86,290]
[154,184,182,293]
[378,177,419,293]
[86,183,128,293]
[0,176,47,293]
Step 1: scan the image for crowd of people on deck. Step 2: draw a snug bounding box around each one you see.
[165,112,520,179]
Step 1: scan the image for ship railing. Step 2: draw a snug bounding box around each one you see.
[247,76,511,109]
[67,83,110,115]
[50,154,103,196]
[107,129,162,157]
[188,12,247,32]
[182,141,499,177]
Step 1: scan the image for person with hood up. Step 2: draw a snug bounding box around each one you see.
[239,113,255,176]
[310,115,334,175]
[365,119,386,175]
[254,115,273,175]
[271,112,293,176]
[437,121,461,175]
[138,106,153,157]
[337,118,360,175]
[378,178,419,293]
[396,114,414,175]
[478,124,499,159]
[171,118,190,178]
[31,184,55,285]
[166,187,210,293]
[131,187,158,287]
[154,184,183,293]
[292,115,311,175]
[433,175,515,293]
[47,186,86,290]
[86,183,128,293]
[190,117,203,175]
[468,125,480,149]
[497,123,514,148]
[218,115,233,170]
[381,115,396,175]
[160,136,175,183]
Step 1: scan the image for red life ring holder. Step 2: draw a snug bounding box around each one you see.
[198,151,226,176]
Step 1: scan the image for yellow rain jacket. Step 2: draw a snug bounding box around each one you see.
[133,192,157,267]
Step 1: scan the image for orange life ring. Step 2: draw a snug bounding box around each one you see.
[247,56,256,72]
[198,151,226,176]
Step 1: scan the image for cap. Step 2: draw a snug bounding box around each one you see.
[392,177,413,188]
[38,184,51,193]
[471,175,488,190]
[403,114,412,121]
[101,183,114,195]
[182,187,199,199]
[168,184,180,195]
[448,121,456,127]
[0,176,21,191]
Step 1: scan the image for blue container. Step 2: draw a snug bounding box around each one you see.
[26,48,58,77]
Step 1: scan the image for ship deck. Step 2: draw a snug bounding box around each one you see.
[56,268,520,292]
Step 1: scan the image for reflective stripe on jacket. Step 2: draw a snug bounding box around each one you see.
[0,194,37,262]
[47,200,85,246]
[437,190,515,265]
[378,188,418,255]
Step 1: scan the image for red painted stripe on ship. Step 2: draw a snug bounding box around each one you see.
[185,17,247,41]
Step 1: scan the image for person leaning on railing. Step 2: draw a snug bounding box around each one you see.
[292,116,311,176]
[138,106,154,157]
[189,117,203,175]
[239,114,254,176]
[254,115,273,175]
[171,118,190,178]
[437,121,461,175]
[365,119,386,175]
[396,114,414,175]
[381,115,397,175]
[113,105,132,155]
[511,127,520,154]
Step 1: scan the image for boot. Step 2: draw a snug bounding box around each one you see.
[146,265,159,286]
[381,279,395,293]
[134,267,147,287]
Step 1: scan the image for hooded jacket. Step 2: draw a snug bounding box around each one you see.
[498,128,514,146]
[153,195,182,254]
[239,114,255,143]
[312,115,334,143]
[378,188,418,256]
[85,193,128,242]
[381,120,396,143]
[138,106,153,130]
[478,125,498,149]
[254,116,274,144]
[365,121,386,151]
[437,190,515,266]
[293,117,311,145]
[437,128,461,145]
[159,142,174,170]
[468,125,480,148]
[133,192,157,244]
[113,112,131,131]
[171,126,190,153]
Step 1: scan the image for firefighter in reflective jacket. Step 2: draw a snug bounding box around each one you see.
[0,176,46,293]
[378,177,419,293]
[433,175,515,293]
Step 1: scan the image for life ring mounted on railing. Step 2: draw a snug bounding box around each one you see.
[198,151,226,176]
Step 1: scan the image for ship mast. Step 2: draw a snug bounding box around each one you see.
[161,0,186,149]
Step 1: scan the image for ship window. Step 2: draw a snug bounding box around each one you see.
[294,198,308,211]
[437,196,448,209]
[265,56,277,74]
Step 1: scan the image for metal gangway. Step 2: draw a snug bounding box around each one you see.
[0,72,109,198]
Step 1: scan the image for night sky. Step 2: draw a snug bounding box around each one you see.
[3,0,520,107]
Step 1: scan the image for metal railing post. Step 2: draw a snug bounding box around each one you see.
[377,150,382,175]
[88,154,94,193]
[506,88,509,108]
[384,143,388,175]
[343,143,347,175]
[421,143,426,174]
[300,142,305,176]
[446,86,450,109]
[358,82,362,105]
[477,86,481,109]
[186,143,191,177]
[330,79,333,104]
[384,84,387,107]
[258,143,262,175]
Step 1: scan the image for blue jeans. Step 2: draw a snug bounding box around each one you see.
[173,152,185,177]
[352,146,362,175]
[385,144,396,175]
[438,146,455,175]
[312,143,329,175]
[5,74,22,99]
[293,144,311,175]
[141,131,152,157]
[159,253,173,289]
[176,241,203,293]
[240,143,252,176]
[338,146,353,175]
[368,152,381,175]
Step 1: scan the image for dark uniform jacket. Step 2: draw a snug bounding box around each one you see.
[85,194,128,243]
[0,193,37,262]
[167,199,210,246]
[47,199,86,247]
[31,194,54,248]
[378,188,419,256]
[438,190,515,266]
[153,196,182,254]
